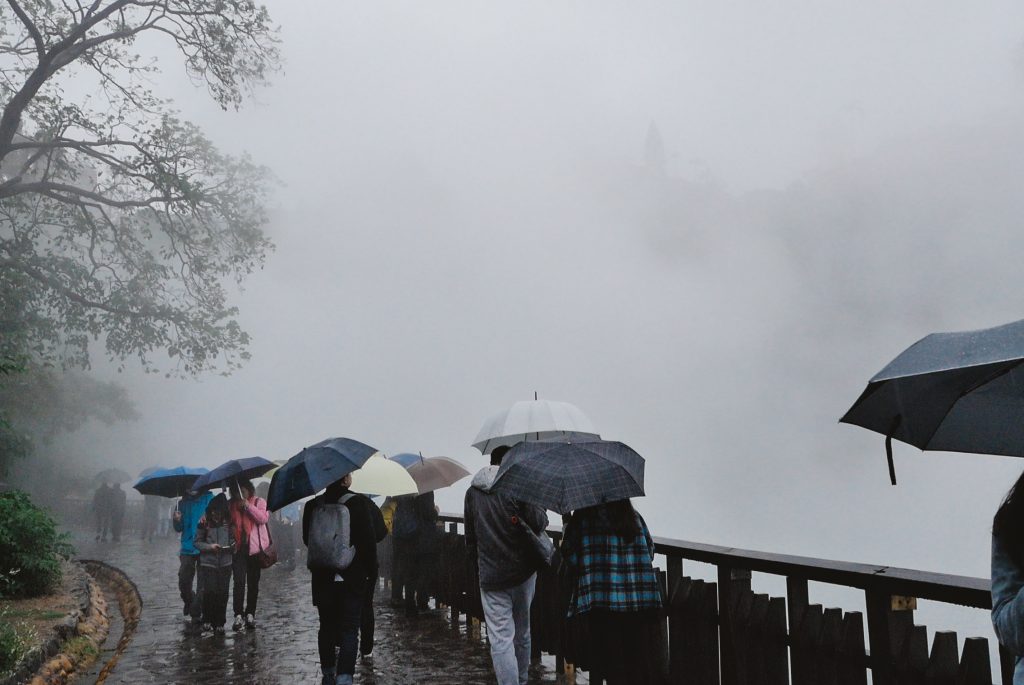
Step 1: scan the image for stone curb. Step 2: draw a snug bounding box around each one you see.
[0,561,105,685]
[77,560,142,684]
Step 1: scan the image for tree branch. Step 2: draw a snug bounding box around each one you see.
[5,0,45,59]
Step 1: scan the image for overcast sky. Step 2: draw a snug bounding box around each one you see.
[47,0,1024,656]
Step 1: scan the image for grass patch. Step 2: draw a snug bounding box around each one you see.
[0,607,37,679]
[2,609,65,621]
[63,636,98,661]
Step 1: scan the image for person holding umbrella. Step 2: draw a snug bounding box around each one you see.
[560,499,664,685]
[173,487,214,627]
[464,445,549,685]
[93,481,111,541]
[269,437,380,685]
[228,478,271,631]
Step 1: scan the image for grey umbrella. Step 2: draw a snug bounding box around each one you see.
[490,439,645,514]
[841,318,1024,484]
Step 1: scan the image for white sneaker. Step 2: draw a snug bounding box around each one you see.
[232,614,243,631]
[245,613,256,629]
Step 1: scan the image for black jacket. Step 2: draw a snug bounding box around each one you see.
[302,484,377,604]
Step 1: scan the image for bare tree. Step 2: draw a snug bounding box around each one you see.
[0,0,280,374]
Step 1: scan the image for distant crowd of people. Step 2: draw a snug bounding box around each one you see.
[91,481,127,542]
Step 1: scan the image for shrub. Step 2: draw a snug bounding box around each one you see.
[0,607,34,678]
[0,490,73,598]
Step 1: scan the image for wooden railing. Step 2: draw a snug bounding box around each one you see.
[380,513,1012,685]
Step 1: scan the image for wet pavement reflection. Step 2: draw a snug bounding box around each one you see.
[74,535,579,684]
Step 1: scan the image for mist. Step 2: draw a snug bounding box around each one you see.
[19,0,1024,656]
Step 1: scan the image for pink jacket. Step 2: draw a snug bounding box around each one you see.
[229,496,271,556]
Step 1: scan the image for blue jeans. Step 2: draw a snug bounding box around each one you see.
[317,581,363,682]
[480,574,536,685]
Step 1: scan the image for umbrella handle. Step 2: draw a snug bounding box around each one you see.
[885,415,902,486]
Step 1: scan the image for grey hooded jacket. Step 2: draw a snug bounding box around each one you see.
[464,466,548,591]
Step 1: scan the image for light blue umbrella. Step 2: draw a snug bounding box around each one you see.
[389,452,423,469]
[133,466,209,498]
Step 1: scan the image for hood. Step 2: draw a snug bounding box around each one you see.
[471,465,500,492]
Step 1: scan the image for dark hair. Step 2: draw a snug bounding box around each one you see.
[577,499,640,539]
[994,469,1024,567]
[491,445,510,467]
[206,493,229,524]
[237,478,255,497]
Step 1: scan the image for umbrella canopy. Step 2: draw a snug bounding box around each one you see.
[191,457,276,492]
[407,456,471,494]
[267,437,379,511]
[491,440,645,515]
[389,452,424,469]
[472,399,600,455]
[94,467,131,484]
[841,318,1024,483]
[349,454,418,497]
[133,466,209,498]
[137,465,166,479]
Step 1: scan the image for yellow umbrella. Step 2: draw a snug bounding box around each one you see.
[349,454,418,497]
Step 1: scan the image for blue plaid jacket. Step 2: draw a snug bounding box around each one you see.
[562,510,663,617]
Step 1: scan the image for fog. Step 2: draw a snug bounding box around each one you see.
[24,0,1024,658]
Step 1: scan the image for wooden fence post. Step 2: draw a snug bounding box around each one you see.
[718,566,752,685]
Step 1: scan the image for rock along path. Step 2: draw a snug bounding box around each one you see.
[73,535,578,684]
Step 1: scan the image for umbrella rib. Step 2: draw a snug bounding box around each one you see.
[920,359,1024,451]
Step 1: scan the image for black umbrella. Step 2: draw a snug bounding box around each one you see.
[267,437,379,511]
[490,439,645,514]
[841,318,1024,484]
[190,457,276,492]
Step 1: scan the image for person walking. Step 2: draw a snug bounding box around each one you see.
[560,499,665,685]
[358,497,387,657]
[110,482,127,542]
[93,482,111,541]
[174,488,214,628]
[992,470,1024,683]
[302,473,377,685]
[228,478,271,630]
[464,445,548,685]
[194,493,236,634]
[392,492,440,616]
[141,494,160,542]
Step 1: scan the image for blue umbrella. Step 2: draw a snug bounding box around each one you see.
[191,457,276,492]
[137,464,167,479]
[133,466,209,498]
[389,452,423,469]
[267,437,379,511]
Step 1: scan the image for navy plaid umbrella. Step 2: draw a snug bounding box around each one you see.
[267,437,379,511]
[491,440,645,514]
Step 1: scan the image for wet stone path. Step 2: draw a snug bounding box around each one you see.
[73,534,577,684]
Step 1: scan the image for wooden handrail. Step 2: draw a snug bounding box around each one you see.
[439,513,991,608]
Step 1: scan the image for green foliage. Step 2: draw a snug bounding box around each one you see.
[0,606,35,679]
[0,0,280,375]
[0,490,73,599]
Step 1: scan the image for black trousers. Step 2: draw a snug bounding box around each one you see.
[232,550,261,616]
[360,569,378,655]
[178,554,203,620]
[317,582,362,676]
[200,566,231,628]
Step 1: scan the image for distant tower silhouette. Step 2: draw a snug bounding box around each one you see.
[644,122,666,176]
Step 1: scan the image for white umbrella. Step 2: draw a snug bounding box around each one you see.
[472,399,600,455]
[348,454,418,496]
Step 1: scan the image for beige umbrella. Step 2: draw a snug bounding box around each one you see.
[407,456,471,494]
[349,454,418,497]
